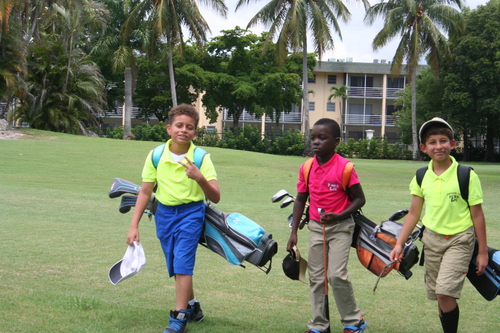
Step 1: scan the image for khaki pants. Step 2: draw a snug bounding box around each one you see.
[307,217,362,331]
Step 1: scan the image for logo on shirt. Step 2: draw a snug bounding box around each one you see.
[448,192,460,203]
[327,182,341,192]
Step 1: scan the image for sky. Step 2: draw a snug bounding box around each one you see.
[199,0,491,64]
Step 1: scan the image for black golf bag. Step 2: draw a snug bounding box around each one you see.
[353,211,421,279]
[201,203,278,274]
[467,244,500,301]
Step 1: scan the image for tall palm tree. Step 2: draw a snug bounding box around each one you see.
[125,0,227,109]
[236,0,367,156]
[365,0,465,160]
[328,84,348,110]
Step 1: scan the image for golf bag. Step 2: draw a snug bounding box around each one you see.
[467,244,500,301]
[353,211,421,279]
[201,203,278,274]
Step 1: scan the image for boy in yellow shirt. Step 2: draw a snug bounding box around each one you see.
[391,117,487,333]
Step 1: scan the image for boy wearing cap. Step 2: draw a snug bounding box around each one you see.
[287,118,367,333]
[126,104,220,333]
[390,117,488,333]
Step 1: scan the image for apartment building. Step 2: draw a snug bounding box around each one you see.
[221,59,416,143]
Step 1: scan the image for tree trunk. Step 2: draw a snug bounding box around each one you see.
[301,36,311,157]
[411,71,419,161]
[485,120,495,162]
[123,66,133,138]
[463,131,470,162]
[167,38,177,107]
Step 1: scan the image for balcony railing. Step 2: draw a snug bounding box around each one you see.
[347,87,403,99]
[223,109,301,123]
[344,114,397,126]
[106,106,158,119]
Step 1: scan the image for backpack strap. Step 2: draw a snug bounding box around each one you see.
[457,164,472,204]
[302,158,353,191]
[152,144,207,169]
[416,166,428,187]
[415,164,472,204]
[152,144,166,169]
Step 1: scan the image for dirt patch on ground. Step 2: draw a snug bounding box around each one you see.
[0,129,27,140]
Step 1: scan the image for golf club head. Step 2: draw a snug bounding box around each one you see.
[298,214,308,230]
[388,209,409,222]
[287,213,294,228]
[271,189,290,203]
[280,197,295,209]
[119,195,138,213]
[109,178,141,198]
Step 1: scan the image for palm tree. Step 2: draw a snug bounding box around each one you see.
[365,0,465,160]
[328,84,348,109]
[236,0,367,155]
[125,0,227,109]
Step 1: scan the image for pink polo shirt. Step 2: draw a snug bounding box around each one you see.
[297,153,360,221]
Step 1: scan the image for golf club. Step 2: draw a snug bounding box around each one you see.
[388,209,409,222]
[271,189,293,203]
[320,208,331,333]
[109,178,141,198]
[119,195,138,213]
[280,197,295,209]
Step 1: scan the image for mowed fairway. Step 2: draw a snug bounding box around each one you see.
[1,129,499,333]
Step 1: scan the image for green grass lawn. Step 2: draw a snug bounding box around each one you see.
[1,129,499,333]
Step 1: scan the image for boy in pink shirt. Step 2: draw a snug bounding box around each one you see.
[287,118,367,333]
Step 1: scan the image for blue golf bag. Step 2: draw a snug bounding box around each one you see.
[201,203,278,274]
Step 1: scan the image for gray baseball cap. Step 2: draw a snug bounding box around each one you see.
[419,117,454,143]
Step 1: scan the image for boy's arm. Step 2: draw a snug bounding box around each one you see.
[321,183,365,223]
[179,157,221,203]
[389,195,424,262]
[470,204,488,275]
[287,192,308,252]
[126,182,154,245]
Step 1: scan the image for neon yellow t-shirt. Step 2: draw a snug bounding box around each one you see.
[409,156,483,235]
[142,140,217,206]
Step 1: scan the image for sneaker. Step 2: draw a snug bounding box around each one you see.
[187,302,204,322]
[163,310,187,333]
[304,329,326,333]
[343,320,367,333]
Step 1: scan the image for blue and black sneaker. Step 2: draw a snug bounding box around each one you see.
[343,319,367,333]
[187,302,205,322]
[163,310,187,333]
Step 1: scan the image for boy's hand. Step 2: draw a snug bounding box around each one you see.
[179,157,203,181]
[287,234,297,252]
[390,245,403,262]
[127,227,140,245]
[320,212,341,224]
[475,252,488,276]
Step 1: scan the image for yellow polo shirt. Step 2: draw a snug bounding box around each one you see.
[142,140,217,206]
[409,156,483,235]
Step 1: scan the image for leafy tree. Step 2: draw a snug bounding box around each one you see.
[201,28,302,129]
[125,0,227,109]
[11,35,106,133]
[441,1,500,162]
[365,0,466,160]
[236,0,365,156]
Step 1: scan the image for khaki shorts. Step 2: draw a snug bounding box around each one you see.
[422,227,475,300]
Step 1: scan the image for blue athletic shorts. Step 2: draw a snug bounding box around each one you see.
[155,201,205,277]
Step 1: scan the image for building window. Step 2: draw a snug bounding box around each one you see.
[309,101,315,111]
[326,102,336,112]
[207,126,216,132]
[308,74,316,84]
[328,75,337,84]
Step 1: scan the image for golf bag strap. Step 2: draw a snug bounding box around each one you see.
[303,158,353,192]
[152,144,207,169]
[415,164,472,206]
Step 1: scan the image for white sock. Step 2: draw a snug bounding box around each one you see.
[188,298,196,306]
